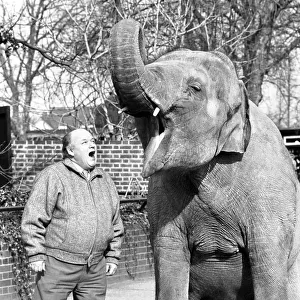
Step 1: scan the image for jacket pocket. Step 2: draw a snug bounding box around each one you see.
[45,216,68,248]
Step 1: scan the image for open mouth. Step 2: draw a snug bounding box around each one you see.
[141,105,168,177]
[155,108,166,135]
[89,150,96,158]
[149,107,166,150]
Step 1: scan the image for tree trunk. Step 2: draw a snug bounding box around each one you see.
[242,1,284,106]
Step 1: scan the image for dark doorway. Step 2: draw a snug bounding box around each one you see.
[0,106,12,187]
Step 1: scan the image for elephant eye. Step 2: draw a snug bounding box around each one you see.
[190,83,202,92]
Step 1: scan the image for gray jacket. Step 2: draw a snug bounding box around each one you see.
[21,159,124,266]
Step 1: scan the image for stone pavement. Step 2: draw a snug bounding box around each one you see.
[106,276,155,300]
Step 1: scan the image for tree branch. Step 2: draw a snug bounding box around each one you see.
[13,38,73,67]
[267,35,300,71]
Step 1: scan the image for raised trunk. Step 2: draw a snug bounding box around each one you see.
[109,19,156,116]
[110,19,167,151]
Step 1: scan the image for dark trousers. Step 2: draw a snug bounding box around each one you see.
[34,256,107,300]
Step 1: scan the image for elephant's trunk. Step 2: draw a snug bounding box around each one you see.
[109,19,158,116]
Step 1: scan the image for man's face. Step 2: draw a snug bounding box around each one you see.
[67,129,97,170]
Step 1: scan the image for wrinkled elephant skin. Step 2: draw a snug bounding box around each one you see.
[109,19,300,300]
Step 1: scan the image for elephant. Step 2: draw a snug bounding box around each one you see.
[109,18,300,300]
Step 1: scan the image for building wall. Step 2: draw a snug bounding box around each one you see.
[0,243,17,300]
[11,139,148,193]
[0,226,153,299]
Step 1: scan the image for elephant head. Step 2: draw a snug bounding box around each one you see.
[109,19,251,178]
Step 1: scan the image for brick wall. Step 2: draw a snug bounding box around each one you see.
[0,225,153,299]
[110,225,153,282]
[0,243,18,300]
[11,139,148,194]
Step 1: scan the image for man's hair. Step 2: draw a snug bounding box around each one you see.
[62,131,73,159]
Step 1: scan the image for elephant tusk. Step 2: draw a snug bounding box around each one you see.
[153,107,160,117]
[118,107,128,114]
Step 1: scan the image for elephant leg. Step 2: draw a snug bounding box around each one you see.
[152,235,190,300]
[287,191,300,299]
[287,256,300,299]
[249,226,291,299]
[147,173,196,300]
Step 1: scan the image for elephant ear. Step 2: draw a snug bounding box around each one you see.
[216,80,251,154]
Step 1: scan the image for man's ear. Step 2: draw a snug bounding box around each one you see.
[216,80,251,154]
[66,146,74,157]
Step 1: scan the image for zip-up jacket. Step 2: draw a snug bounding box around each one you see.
[21,159,124,266]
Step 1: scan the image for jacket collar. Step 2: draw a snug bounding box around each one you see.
[63,158,103,178]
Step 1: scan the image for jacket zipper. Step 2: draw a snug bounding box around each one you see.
[87,177,98,265]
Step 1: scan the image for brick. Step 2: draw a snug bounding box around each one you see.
[2,272,13,280]
[0,251,11,258]
[137,247,147,254]
[8,286,17,293]
[112,177,122,182]
[111,150,122,153]
[0,279,12,287]
[1,258,11,265]
[35,150,45,154]
[119,154,132,159]
[98,154,112,158]
[0,265,12,272]
[129,150,141,154]
[129,159,141,163]
[109,159,120,163]
[14,149,27,153]
[137,259,147,265]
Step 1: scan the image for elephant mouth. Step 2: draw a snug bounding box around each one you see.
[142,105,170,178]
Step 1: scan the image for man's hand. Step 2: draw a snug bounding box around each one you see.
[29,260,45,273]
[106,262,117,276]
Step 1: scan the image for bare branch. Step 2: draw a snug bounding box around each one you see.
[13,38,73,67]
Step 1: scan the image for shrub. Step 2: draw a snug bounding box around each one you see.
[0,187,33,299]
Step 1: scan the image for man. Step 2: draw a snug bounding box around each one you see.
[21,129,124,300]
